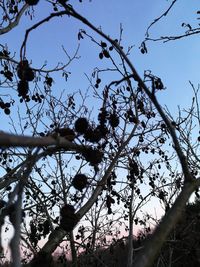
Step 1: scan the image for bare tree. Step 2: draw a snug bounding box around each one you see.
[0,1,200,267]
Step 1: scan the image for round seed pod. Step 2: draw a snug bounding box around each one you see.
[60,204,78,232]
[84,127,102,143]
[17,80,29,97]
[74,117,89,134]
[82,148,104,166]
[109,113,120,128]
[4,108,10,115]
[72,174,88,191]
[17,60,34,81]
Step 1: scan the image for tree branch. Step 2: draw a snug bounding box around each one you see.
[58,2,193,183]
[145,0,178,38]
[20,10,67,59]
[0,4,28,35]
[0,132,80,151]
[132,178,200,267]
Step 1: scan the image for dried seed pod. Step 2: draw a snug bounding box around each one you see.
[25,68,35,81]
[25,0,40,5]
[82,147,103,166]
[60,204,78,232]
[154,78,164,90]
[4,108,10,115]
[17,60,34,81]
[17,60,28,79]
[98,108,108,125]
[3,70,13,81]
[17,80,29,97]
[103,49,110,58]
[106,195,115,214]
[109,113,120,128]
[84,127,103,143]
[96,124,108,138]
[129,160,140,177]
[45,76,53,87]
[72,174,88,191]
[74,117,89,134]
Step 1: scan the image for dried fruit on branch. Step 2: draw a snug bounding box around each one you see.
[25,0,40,5]
[17,80,29,97]
[60,204,79,232]
[72,174,88,191]
[74,117,89,134]
[109,113,120,128]
[82,147,104,166]
[17,60,34,81]
[84,127,103,143]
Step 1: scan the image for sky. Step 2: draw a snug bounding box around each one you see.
[1,1,199,199]
[1,0,200,259]
[1,0,200,123]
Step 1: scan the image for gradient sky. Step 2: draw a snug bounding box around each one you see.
[1,0,200,256]
[1,0,200,123]
[1,0,199,216]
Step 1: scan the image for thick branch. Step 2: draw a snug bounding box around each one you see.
[132,178,200,267]
[35,123,138,257]
[0,132,80,150]
[0,4,28,35]
[39,227,67,255]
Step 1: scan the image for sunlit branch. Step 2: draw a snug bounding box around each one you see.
[0,4,28,35]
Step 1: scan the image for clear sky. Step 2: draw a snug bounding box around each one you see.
[1,0,199,222]
[1,0,200,125]
[1,0,200,258]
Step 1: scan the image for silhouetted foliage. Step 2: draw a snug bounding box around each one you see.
[0,1,200,267]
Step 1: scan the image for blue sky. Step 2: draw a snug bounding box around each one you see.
[1,1,199,213]
[1,0,200,124]
[1,0,200,255]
